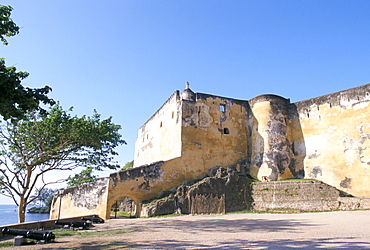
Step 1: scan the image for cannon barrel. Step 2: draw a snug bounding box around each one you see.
[81,215,104,223]
[55,220,90,229]
[2,228,28,237]
[2,228,55,242]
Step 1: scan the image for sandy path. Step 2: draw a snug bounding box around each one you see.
[3,210,370,249]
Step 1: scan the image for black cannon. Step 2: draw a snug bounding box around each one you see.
[81,215,104,224]
[1,227,55,243]
[55,220,90,229]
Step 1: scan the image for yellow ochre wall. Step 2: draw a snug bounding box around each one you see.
[50,178,109,220]
[106,93,252,217]
[180,94,249,179]
[106,158,190,217]
[295,85,370,197]
[50,83,370,220]
[133,91,182,167]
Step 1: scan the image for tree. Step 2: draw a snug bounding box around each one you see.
[0,105,126,222]
[0,5,54,120]
[120,160,134,171]
[30,188,57,208]
[66,167,97,187]
[0,5,19,45]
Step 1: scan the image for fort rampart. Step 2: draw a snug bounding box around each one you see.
[50,83,370,219]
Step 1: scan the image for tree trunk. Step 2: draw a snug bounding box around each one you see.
[18,196,26,223]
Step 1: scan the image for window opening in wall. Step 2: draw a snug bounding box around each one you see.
[147,134,149,139]
[172,111,174,119]
[223,128,230,134]
[160,122,162,128]
[220,104,226,112]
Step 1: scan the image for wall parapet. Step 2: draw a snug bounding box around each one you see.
[110,161,165,186]
[196,92,250,107]
[138,90,180,131]
[294,83,370,115]
[249,94,290,108]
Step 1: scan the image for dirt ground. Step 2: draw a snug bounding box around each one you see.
[2,210,370,249]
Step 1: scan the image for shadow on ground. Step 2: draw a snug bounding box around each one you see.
[8,216,370,249]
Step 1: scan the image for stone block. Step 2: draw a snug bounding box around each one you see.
[14,236,25,246]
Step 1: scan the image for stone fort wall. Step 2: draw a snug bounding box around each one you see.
[134,83,370,197]
[50,83,370,220]
[134,91,182,167]
[293,83,370,197]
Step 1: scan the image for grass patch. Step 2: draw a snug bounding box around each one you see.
[0,229,131,248]
[227,208,311,214]
[53,228,129,239]
[226,209,290,214]
[278,178,316,181]
[0,240,13,248]
[110,211,133,218]
[152,213,185,218]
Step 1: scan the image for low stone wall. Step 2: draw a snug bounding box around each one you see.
[189,193,226,214]
[252,180,347,212]
[337,197,370,210]
[138,175,370,217]
[140,167,253,217]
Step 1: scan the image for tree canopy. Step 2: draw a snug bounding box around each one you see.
[30,187,57,208]
[66,167,97,187]
[0,105,126,222]
[120,160,134,171]
[0,5,19,45]
[0,5,54,120]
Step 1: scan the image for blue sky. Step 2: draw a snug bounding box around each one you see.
[1,1,370,204]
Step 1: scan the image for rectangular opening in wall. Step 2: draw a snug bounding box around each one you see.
[220,104,226,112]
[223,128,230,134]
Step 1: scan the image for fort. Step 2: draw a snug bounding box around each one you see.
[50,82,370,219]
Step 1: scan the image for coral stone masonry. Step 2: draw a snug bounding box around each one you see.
[51,83,370,219]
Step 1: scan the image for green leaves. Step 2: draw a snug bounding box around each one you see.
[121,160,134,171]
[0,5,55,120]
[66,167,97,187]
[0,105,126,221]
[0,5,19,45]
[0,58,55,120]
[4,104,126,169]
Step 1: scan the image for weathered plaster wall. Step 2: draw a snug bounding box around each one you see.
[50,83,370,220]
[50,178,109,220]
[134,91,182,167]
[180,93,250,178]
[107,158,190,217]
[249,95,299,181]
[294,83,370,197]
